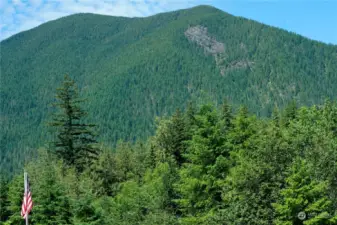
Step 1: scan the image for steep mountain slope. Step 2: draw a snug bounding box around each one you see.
[1,5,337,174]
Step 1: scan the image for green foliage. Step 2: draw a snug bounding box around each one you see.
[103,163,177,225]
[2,100,337,224]
[2,5,337,174]
[4,175,24,225]
[174,104,231,223]
[220,101,337,225]
[48,75,99,172]
[0,176,10,223]
[90,149,119,196]
[26,149,73,225]
[152,109,189,166]
[273,158,336,225]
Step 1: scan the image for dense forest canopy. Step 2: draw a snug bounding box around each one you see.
[0,75,336,224]
[1,5,337,180]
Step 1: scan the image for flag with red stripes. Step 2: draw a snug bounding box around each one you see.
[21,173,33,219]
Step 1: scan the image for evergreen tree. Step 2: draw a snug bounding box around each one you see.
[273,158,336,225]
[226,105,257,153]
[185,101,197,132]
[49,75,99,172]
[71,171,101,224]
[219,98,232,130]
[27,149,73,225]
[153,109,189,166]
[0,176,10,223]
[272,105,280,127]
[91,149,119,197]
[112,163,177,225]
[114,141,137,182]
[5,175,24,225]
[281,100,297,127]
[175,104,229,223]
[144,143,158,170]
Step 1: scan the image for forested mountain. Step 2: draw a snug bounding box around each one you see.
[1,5,337,174]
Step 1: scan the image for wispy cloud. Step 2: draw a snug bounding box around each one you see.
[0,0,206,41]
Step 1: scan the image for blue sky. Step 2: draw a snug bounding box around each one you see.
[0,0,336,44]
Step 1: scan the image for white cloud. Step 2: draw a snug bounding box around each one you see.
[0,0,204,41]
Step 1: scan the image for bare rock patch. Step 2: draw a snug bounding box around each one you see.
[185,25,254,76]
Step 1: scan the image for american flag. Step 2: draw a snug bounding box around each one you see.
[21,172,33,219]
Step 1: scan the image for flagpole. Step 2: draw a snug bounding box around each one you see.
[24,171,29,225]
[26,210,29,225]
[26,212,29,225]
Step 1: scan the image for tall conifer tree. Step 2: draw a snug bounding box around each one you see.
[49,75,99,172]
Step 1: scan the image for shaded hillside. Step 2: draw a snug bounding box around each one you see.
[1,5,337,174]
